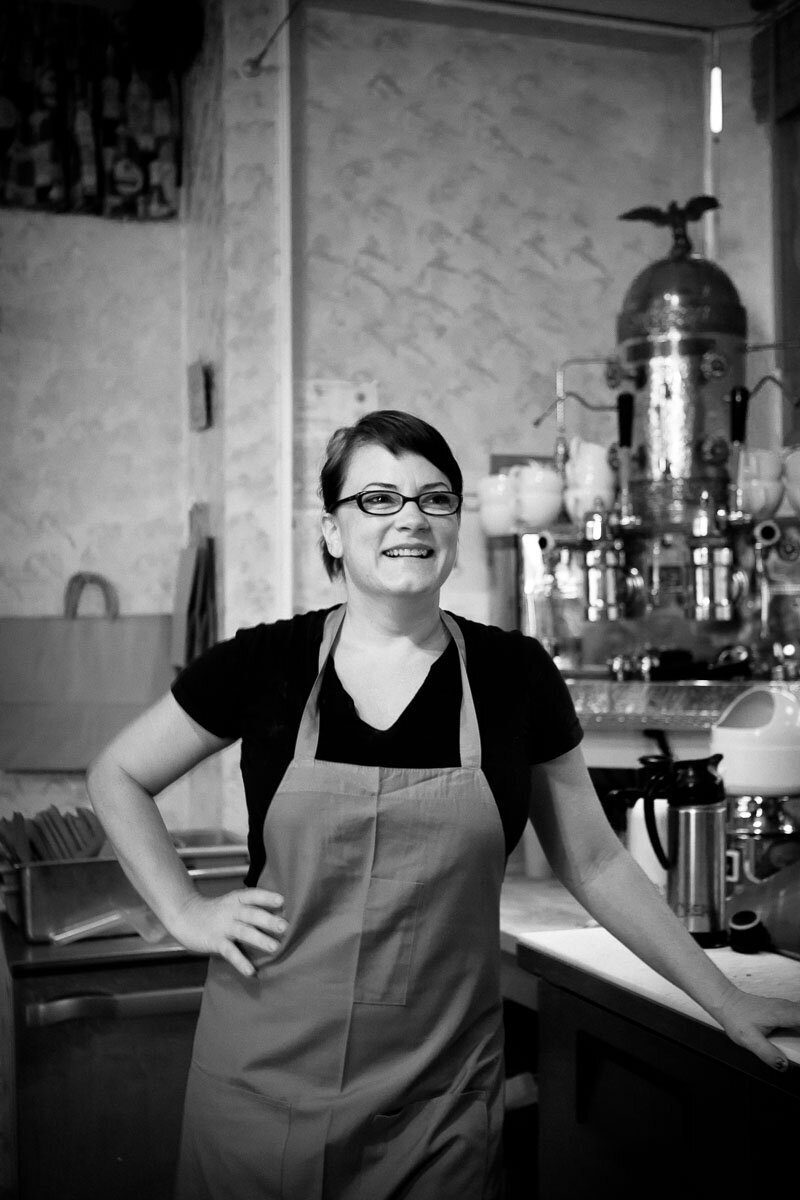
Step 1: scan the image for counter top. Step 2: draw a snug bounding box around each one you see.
[501,872,800,1069]
[499,872,596,953]
[7,871,800,1071]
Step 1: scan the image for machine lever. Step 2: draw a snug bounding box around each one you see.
[617,392,635,449]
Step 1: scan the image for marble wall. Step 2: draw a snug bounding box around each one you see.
[293,2,714,618]
[0,213,185,618]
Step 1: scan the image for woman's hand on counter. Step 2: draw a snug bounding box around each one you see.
[529,746,800,1072]
[712,985,800,1072]
[169,888,287,978]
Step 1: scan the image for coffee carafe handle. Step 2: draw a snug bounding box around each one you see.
[643,784,671,871]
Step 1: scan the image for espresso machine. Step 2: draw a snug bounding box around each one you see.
[507,195,800,681]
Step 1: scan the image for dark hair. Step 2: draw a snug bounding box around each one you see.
[319,409,463,580]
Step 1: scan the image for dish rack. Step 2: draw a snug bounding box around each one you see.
[1,829,249,944]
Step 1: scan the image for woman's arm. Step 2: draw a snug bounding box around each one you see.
[86,693,285,977]
[530,744,800,1070]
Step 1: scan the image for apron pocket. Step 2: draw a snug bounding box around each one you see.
[355,1089,490,1200]
[176,1062,291,1200]
[353,876,422,1006]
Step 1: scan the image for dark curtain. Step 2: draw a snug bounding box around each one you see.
[0,1,197,220]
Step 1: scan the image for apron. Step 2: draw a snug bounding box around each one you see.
[176,606,507,1200]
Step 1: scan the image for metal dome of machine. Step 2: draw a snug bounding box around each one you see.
[616,196,746,344]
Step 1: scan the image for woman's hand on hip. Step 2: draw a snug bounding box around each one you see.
[169,888,287,977]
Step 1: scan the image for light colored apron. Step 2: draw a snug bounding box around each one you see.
[176,606,507,1200]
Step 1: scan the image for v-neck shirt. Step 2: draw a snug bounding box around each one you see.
[317,642,459,761]
[171,607,583,885]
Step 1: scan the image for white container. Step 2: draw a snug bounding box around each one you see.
[522,823,553,879]
[627,798,668,895]
[710,686,800,796]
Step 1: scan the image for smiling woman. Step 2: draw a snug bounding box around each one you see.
[85,408,800,1200]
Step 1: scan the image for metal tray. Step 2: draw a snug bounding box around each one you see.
[1,832,248,943]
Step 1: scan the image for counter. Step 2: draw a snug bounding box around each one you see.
[4,877,800,1199]
[501,873,800,1198]
[500,871,800,1066]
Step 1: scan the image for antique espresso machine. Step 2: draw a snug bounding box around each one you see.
[513,196,800,681]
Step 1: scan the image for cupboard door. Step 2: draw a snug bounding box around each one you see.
[17,960,206,1200]
[537,980,798,1200]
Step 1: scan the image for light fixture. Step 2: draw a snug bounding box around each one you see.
[709,33,722,135]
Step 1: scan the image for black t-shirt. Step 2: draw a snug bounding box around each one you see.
[171,607,583,884]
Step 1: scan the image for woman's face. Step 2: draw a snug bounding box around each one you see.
[321,444,460,602]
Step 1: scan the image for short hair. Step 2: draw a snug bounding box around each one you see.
[319,409,463,580]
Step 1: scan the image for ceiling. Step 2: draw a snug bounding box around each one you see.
[491,0,767,32]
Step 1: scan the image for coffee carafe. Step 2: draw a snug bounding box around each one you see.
[640,754,727,947]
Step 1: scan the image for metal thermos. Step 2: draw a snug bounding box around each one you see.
[639,754,728,947]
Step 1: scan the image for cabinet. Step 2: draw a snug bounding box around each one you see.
[0,918,208,1200]
[519,945,800,1200]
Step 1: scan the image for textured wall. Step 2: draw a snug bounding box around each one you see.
[717,30,778,449]
[184,0,227,530]
[0,212,185,617]
[0,210,186,820]
[217,0,288,640]
[292,2,708,617]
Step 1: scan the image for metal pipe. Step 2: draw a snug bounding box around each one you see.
[277,0,295,617]
[409,0,715,38]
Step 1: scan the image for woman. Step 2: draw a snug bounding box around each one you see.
[87,410,800,1200]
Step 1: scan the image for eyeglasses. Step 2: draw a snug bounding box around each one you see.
[329,489,463,516]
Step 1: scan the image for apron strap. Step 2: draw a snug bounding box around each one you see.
[293,606,346,762]
[293,605,481,768]
[440,611,481,769]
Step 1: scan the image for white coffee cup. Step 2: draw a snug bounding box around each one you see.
[517,488,563,529]
[742,478,784,519]
[564,485,615,525]
[478,474,516,535]
[742,449,782,481]
[783,447,800,482]
[509,462,561,494]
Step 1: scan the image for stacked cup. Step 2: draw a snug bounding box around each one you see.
[477,473,518,536]
[784,446,800,516]
[741,448,783,519]
[478,462,565,536]
[563,437,615,525]
[510,462,563,530]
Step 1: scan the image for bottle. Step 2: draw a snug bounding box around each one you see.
[71,81,98,210]
[100,43,122,187]
[125,70,154,156]
[105,128,145,218]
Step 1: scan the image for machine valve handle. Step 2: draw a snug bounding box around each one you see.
[729,386,750,445]
[617,392,635,449]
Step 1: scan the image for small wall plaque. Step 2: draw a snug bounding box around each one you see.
[187,360,215,431]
